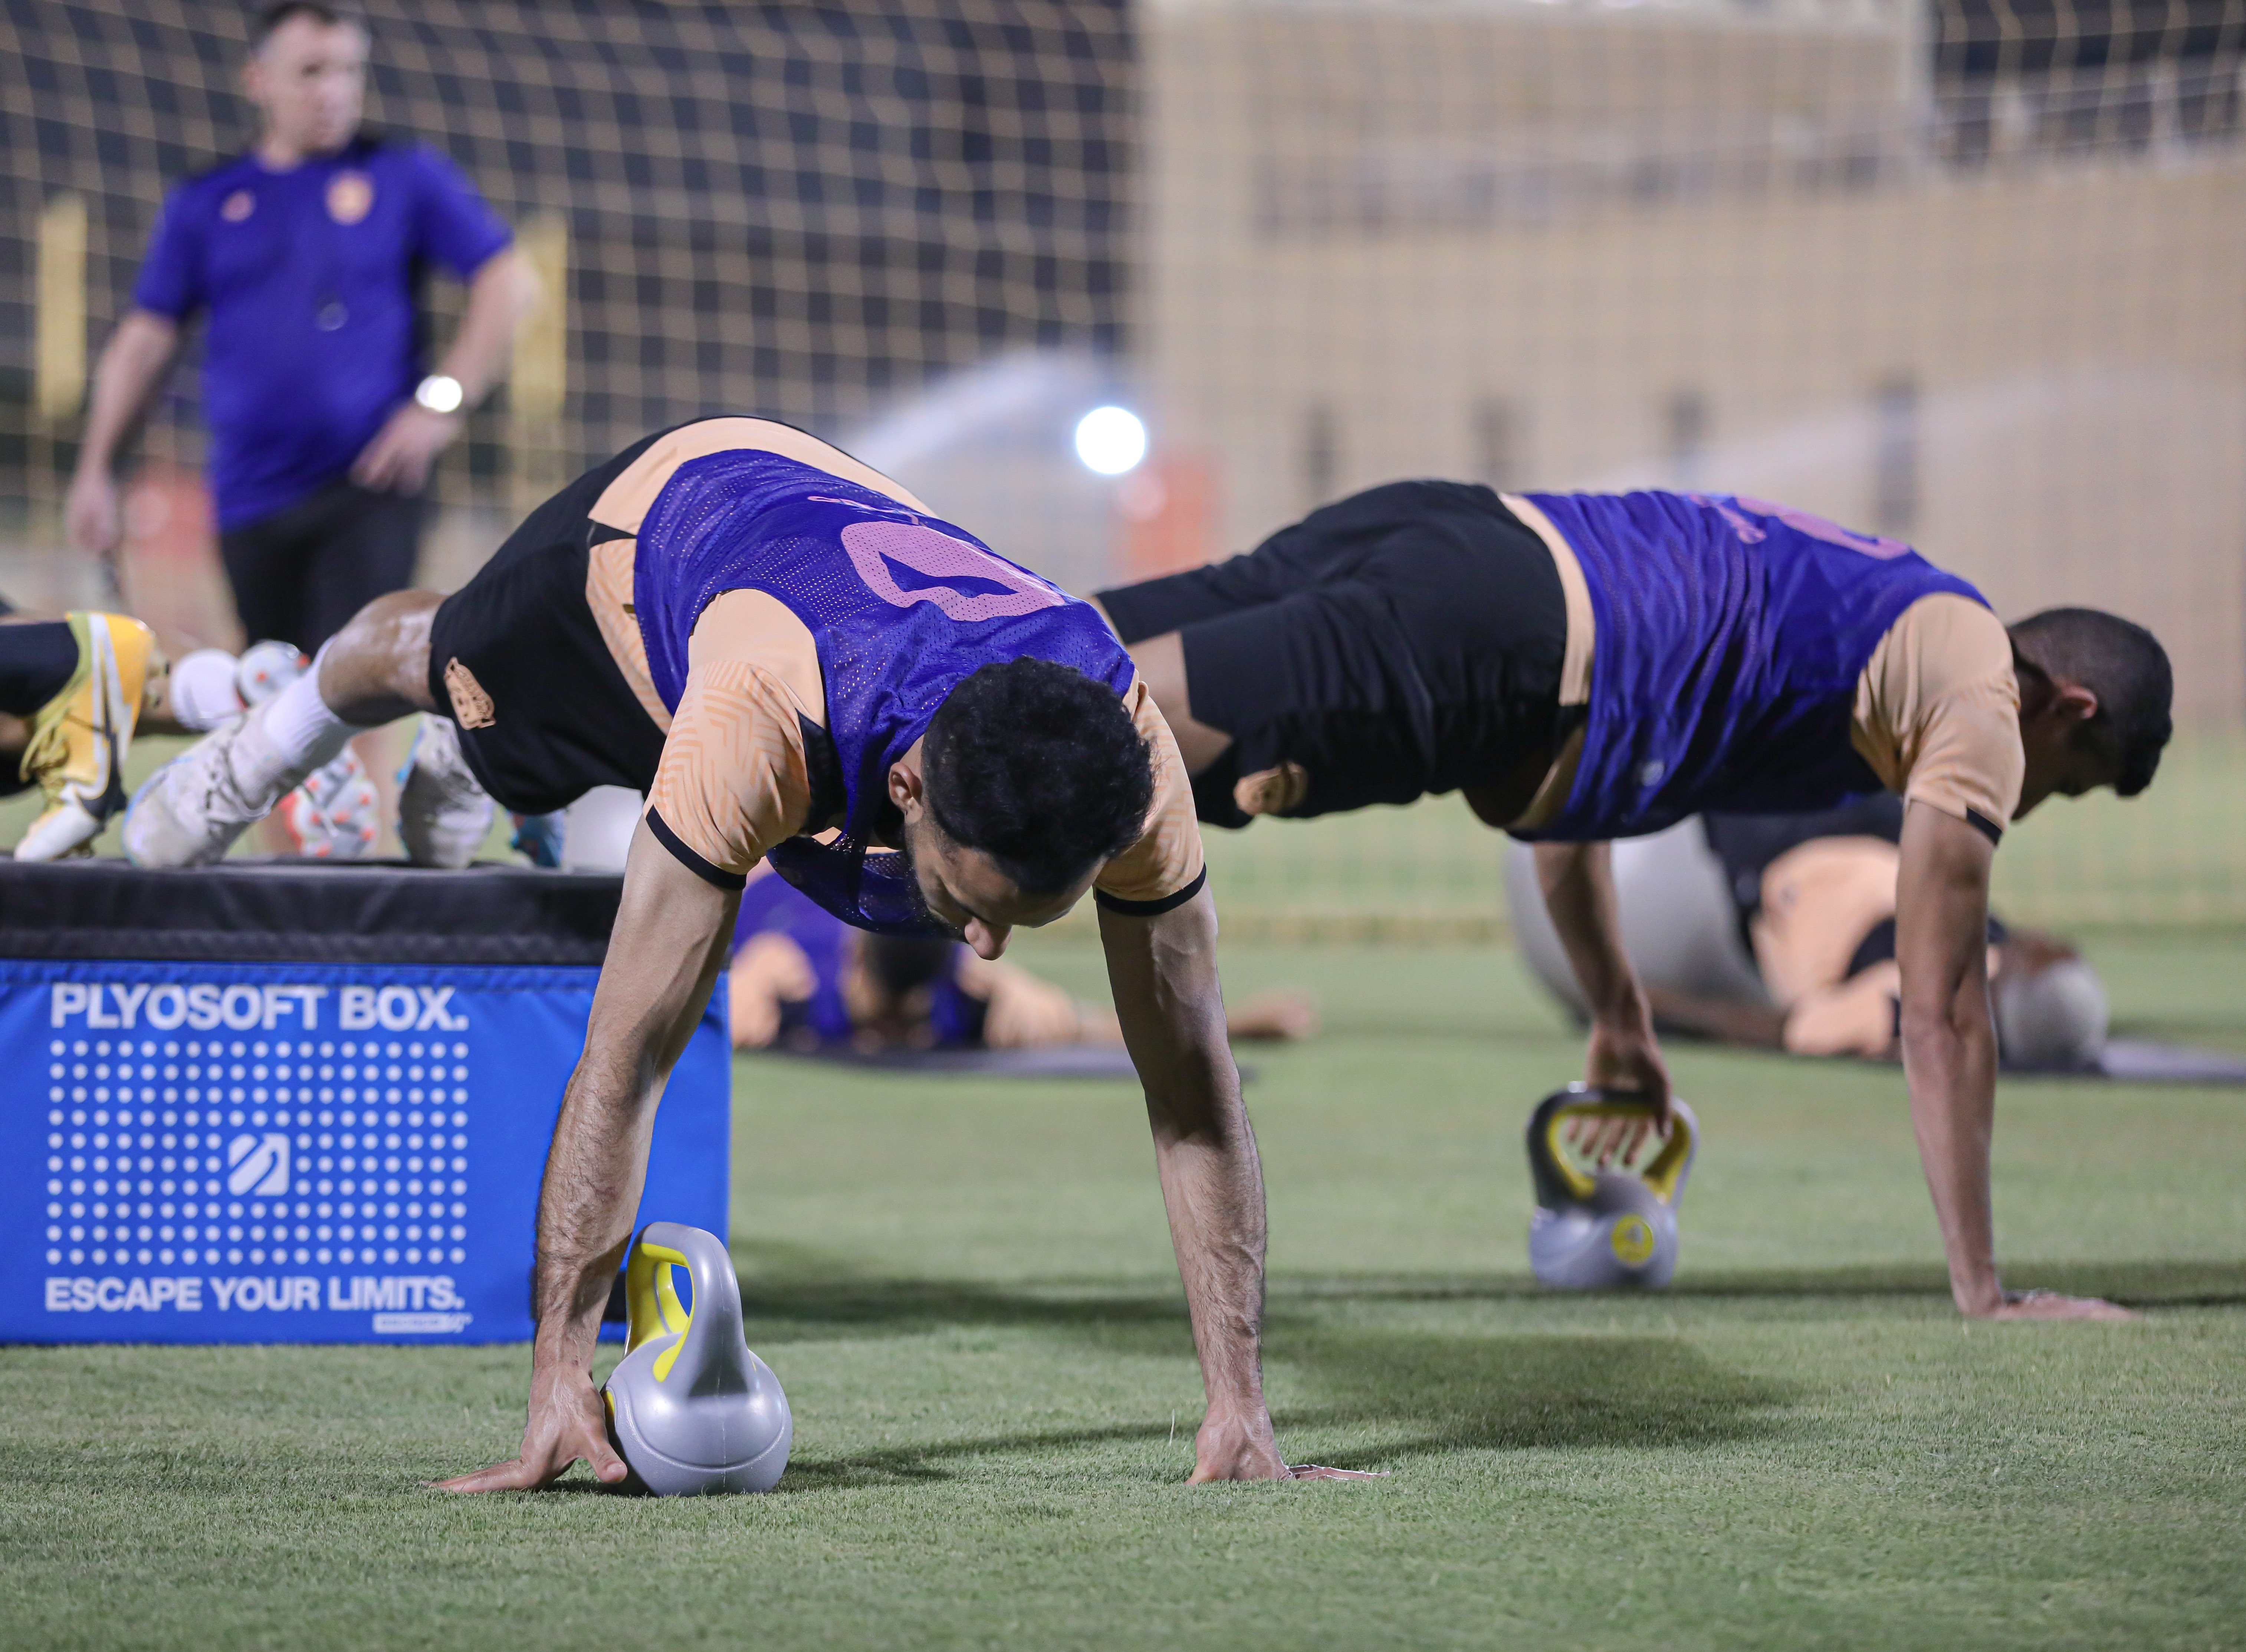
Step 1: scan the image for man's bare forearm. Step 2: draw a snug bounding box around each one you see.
[529,1044,667,1369]
[1148,1055,1268,1419]
[1902,1005,2000,1312]
[438,249,537,404]
[1644,984,1786,1048]
[1534,839,1672,1120]
[1533,840,1642,1018]
[528,822,735,1369]
[76,312,179,475]
[1895,802,2004,1313]
[1100,891,1277,1463]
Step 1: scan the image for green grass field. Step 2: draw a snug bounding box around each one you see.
[4,929,2244,1651]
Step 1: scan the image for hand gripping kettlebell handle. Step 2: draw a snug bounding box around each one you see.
[623,1222,751,1392]
[1525,1085,1699,1211]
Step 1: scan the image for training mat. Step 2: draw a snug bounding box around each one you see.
[764,1042,1144,1078]
[0,859,729,1345]
[763,1043,1259,1082]
[2094,1040,2246,1085]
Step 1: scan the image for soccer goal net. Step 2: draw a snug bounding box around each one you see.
[3,0,2240,927]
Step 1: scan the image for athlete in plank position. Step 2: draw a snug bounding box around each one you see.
[124,418,1303,1485]
[1096,482,2172,1321]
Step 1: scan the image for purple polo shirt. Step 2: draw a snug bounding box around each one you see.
[132,135,512,529]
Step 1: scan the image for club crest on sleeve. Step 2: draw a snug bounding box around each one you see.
[444,657,496,729]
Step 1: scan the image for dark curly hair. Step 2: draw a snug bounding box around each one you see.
[2008,607,2173,798]
[252,3,364,49]
[921,659,1155,896]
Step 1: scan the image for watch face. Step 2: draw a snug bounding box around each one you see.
[417,376,463,414]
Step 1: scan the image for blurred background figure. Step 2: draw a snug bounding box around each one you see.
[59,0,532,853]
[729,868,1317,1058]
[3,0,2239,933]
[0,607,278,858]
[1505,798,2111,1073]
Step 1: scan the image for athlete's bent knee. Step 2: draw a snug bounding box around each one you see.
[320,590,443,722]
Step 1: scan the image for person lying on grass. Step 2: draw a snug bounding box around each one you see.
[1506,795,2111,1073]
[123,416,1318,1485]
[730,863,1317,1055]
[1096,482,2171,1322]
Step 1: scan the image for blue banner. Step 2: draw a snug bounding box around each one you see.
[0,959,729,1345]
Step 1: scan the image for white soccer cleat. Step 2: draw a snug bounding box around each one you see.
[278,747,382,860]
[121,697,313,868]
[397,714,494,868]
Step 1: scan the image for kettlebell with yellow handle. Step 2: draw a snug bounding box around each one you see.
[1525,1086,1699,1290]
[602,1222,792,1494]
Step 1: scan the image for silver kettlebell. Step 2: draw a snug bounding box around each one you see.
[602,1222,792,1494]
[1526,1086,1699,1290]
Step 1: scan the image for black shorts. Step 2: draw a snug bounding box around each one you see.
[1096,481,1569,823]
[219,480,424,655]
[425,432,670,817]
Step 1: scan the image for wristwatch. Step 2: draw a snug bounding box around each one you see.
[413,374,465,415]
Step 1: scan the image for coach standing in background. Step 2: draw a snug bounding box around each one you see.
[66,1,535,659]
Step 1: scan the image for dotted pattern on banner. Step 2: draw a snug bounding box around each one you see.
[41,1035,473,1274]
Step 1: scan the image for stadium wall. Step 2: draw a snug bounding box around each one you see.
[1143,0,2246,722]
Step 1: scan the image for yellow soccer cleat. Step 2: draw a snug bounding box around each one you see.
[13,611,162,861]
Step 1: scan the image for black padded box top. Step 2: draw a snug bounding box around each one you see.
[0,859,625,965]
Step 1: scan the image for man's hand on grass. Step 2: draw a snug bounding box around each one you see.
[433,1362,629,1492]
[1188,1410,1289,1482]
[1186,1412,1389,1481]
[1978,1288,2138,1322]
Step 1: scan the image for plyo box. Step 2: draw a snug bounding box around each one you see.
[0,860,729,1344]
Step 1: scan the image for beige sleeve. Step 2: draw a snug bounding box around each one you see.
[1092,677,1208,908]
[1851,594,2025,836]
[645,659,813,880]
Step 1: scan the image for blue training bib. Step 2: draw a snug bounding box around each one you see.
[1513,490,1989,841]
[632,449,1134,935]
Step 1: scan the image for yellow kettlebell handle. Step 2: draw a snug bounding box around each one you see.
[625,1236,695,1382]
[1528,1086,1697,1206]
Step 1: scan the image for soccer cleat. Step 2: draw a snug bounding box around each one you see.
[509,809,566,868]
[14,611,162,862]
[121,694,313,868]
[397,714,495,868]
[278,747,381,860]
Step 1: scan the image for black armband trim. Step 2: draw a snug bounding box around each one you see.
[1094,866,1207,918]
[645,806,748,890]
[1964,807,2004,846]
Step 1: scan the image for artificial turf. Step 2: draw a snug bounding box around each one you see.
[3,931,2243,1651]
